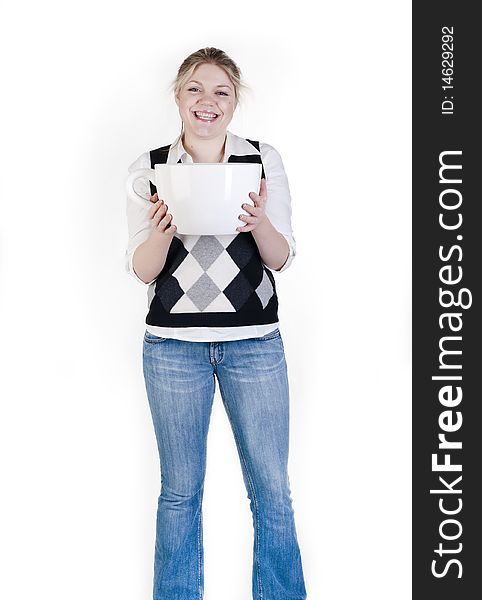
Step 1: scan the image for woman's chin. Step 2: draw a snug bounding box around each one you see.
[185,121,225,137]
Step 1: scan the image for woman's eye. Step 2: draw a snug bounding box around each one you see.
[187,87,228,96]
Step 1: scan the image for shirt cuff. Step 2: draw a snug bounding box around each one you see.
[125,250,157,286]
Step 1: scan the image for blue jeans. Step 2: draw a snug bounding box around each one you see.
[142,327,307,600]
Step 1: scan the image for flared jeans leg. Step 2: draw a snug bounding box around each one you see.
[215,330,307,600]
[143,333,215,600]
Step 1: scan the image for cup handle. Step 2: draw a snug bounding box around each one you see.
[125,168,156,208]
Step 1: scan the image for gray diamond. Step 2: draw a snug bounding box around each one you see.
[255,270,274,309]
[191,236,224,270]
[186,273,222,311]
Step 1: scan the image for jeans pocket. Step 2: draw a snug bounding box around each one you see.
[144,330,169,343]
[254,327,281,341]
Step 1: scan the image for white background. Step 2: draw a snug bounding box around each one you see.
[0,1,411,598]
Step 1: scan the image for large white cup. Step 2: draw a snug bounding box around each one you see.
[126,163,262,235]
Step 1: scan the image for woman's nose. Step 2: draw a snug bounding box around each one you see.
[199,91,216,103]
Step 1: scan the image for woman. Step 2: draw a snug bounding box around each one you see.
[125,47,307,600]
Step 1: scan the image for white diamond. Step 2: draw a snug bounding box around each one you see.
[177,234,201,252]
[170,294,199,313]
[216,234,237,249]
[172,253,204,292]
[203,294,236,312]
[206,251,239,291]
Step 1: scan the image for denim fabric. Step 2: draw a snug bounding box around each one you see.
[142,327,307,600]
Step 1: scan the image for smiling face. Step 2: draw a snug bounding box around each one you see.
[175,62,237,140]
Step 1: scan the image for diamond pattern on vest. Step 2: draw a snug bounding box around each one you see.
[156,233,275,314]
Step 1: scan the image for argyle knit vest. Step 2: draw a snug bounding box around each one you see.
[144,139,279,328]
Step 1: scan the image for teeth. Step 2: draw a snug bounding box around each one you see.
[194,111,218,119]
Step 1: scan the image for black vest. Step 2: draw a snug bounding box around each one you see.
[145,139,279,328]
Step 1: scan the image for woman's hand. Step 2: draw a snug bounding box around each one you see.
[148,192,177,236]
[237,178,268,233]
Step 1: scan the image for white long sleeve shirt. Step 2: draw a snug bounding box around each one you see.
[125,129,296,342]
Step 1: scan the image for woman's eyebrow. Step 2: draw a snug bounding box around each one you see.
[188,80,232,89]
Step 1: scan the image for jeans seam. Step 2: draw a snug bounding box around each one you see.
[217,375,264,600]
[197,489,203,599]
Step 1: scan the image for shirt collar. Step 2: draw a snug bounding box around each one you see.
[168,129,260,164]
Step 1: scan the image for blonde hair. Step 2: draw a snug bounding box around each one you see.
[169,47,250,107]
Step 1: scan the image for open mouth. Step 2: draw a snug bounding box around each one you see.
[192,110,220,122]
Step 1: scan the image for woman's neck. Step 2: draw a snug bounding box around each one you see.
[181,130,227,163]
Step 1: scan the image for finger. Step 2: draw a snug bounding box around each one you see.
[253,178,267,199]
[237,223,256,232]
[148,198,165,215]
[249,191,266,207]
[150,205,167,226]
[259,178,267,196]
[149,201,167,220]
[150,192,164,204]
[241,203,262,216]
[238,213,258,224]
[157,212,173,230]
[248,192,260,207]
